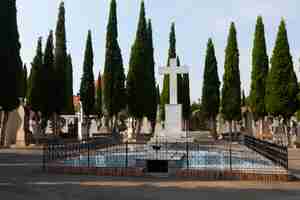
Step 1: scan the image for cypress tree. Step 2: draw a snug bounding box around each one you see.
[242,90,246,107]
[182,73,191,121]
[201,38,220,137]
[95,71,103,117]
[103,0,126,121]
[28,37,43,112]
[145,19,157,122]
[23,65,28,100]
[40,30,55,118]
[160,23,177,120]
[250,16,269,120]
[54,1,68,114]
[266,19,298,119]
[65,54,74,114]
[0,0,23,146]
[80,30,95,138]
[177,56,183,105]
[127,1,148,120]
[221,22,241,135]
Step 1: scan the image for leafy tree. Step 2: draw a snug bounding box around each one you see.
[103,0,126,125]
[80,30,95,138]
[250,16,269,121]
[160,23,177,120]
[201,38,220,138]
[0,0,23,146]
[266,19,298,119]
[221,22,241,137]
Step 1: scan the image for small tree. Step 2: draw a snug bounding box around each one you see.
[201,38,220,138]
[80,30,95,139]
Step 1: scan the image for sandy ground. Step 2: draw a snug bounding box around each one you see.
[0,149,300,200]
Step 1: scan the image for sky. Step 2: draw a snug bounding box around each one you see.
[17,0,300,102]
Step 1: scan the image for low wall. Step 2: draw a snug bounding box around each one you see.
[46,166,288,181]
[47,166,144,177]
[176,169,289,182]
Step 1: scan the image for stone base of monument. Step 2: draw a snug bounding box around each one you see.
[150,104,193,143]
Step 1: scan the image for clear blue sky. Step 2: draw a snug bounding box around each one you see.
[17,0,300,102]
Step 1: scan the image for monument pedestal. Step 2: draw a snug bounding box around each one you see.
[151,104,192,143]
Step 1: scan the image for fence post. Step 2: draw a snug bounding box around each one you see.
[42,144,46,172]
[87,140,90,168]
[125,141,128,168]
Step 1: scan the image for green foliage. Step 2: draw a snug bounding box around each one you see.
[54,1,68,113]
[221,22,241,121]
[95,71,103,117]
[145,19,157,121]
[65,54,74,114]
[127,1,149,119]
[249,16,269,120]
[241,89,246,107]
[80,30,95,116]
[160,23,177,120]
[266,19,298,118]
[40,31,56,116]
[201,38,220,119]
[0,0,23,111]
[177,56,183,105]
[28,37,43,111]
[182,73,191,120]
[103,0,126,117]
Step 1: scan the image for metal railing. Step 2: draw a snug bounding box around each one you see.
[244,135,288,169]
[43,138,287,174]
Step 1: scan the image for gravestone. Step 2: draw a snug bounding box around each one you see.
[140,117,151,134]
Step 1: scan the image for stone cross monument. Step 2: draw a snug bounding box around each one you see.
[158,58,189,140]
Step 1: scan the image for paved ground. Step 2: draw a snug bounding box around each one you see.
[289,148,300,179]
[1,149,300,200]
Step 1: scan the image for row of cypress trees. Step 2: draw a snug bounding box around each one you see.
[201,16,299,138]
[26,2,74,134]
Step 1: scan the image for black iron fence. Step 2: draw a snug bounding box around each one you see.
[244,135,288,169]
[43,138,287,174]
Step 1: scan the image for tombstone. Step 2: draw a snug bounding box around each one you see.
[126,118,134,140]
[98,116,110,134]
[154,58,189,142]
[77,101,83,141]
[140,117,151,134]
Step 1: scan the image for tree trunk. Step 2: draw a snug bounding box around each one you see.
[228,120,232,141]
[211,116,217,140]
[0,111,9,147]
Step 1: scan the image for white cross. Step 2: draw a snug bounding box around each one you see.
[159,58,189,104]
